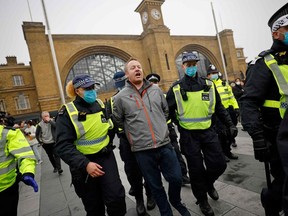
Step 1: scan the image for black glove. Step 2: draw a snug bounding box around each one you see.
[229,125,238,138]
[234,109,240,117]
[251,131,271,162]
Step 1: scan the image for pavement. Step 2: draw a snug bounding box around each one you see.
[17,125,270,216]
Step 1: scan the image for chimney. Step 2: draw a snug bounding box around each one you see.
[6,56,17,65]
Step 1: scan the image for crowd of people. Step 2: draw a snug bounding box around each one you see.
[1,2,288,216]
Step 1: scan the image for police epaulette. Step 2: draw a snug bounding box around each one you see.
[58,105,66,116]
[171,80,181,88]
[258,49,273,57]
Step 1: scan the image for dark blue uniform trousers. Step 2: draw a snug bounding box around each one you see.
[72,150,126,216]
[179,127,227,202]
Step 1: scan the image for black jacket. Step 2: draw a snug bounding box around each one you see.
[240,40,288,136]
[166,74,234,129]
[55,96,107,171]
[232,84,244,101]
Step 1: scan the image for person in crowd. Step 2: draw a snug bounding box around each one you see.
[146,72,190,185]
[0,112,38,216]
[55,74,126,216]
[36,111,63,174]
[207,64,239,160]
[24,120,42,164]
[166,53,237,216]
[108,71,156,216]
[232,78,245,103]
[113,58,191,216]
[240,3,288,215]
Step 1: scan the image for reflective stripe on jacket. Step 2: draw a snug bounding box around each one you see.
[0,125,36,192]
[213,79,239,109]
[172,80,216,130]
[263,54,288,118]
[65,99,113,155]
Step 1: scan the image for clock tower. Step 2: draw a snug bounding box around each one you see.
[135,0,178,91]
[135,0,166,31]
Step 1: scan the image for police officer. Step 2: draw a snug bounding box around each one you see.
[109,71,156,216]
[146,73,190,185]
[55,74,126,216]
[0,112,38,216]
[166,53,238,216]
[240,3,288,215]
[207,65,239,162]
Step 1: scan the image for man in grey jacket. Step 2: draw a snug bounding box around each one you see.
[36,111,63,174]
[113,58,190,216]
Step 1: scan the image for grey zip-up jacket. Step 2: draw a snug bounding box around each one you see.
[113,79,170,152]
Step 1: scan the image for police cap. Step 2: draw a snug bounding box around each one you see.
[73,74,99,89]
[207,64,219,75]
[182,53,199,64]
[146,73,161,83]
[113,71,126,89]
[268,3,288,32]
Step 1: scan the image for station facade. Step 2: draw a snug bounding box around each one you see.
[0,0,247,120]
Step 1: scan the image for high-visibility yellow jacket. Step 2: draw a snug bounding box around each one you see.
[0,125,36,192]
[213,79,239,109]
[65,99,113,155]
[172,80,216,130]
[263,54,288,118]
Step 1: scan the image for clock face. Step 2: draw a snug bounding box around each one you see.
[151,8,161,20]
[142,11,148,24]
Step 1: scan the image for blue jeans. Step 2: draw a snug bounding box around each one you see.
[134,144,184,216]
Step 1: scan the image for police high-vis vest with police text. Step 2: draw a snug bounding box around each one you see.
[65,99,114,155]
[173,80,216,130]
[263,54,288,118]
[213,79,239,109]
[0,126,36,192]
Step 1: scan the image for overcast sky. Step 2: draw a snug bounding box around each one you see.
[0,0,287,65]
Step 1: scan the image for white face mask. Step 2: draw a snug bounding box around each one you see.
[235,81,241,85]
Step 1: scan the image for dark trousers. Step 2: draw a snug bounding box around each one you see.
[168,124,188,177]
[0,182,19,216]
[261,129,284,214]
[72,150,126,216]
[179,127,227,202]
[134,144,184,216]
[118,134,151,199]
[277,110,288,214]
[42,143,61,170]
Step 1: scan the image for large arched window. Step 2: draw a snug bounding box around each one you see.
[176,51,211,79]
[66,54,126,92]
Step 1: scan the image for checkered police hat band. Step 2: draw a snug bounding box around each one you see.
[272,15,288,32]
[73,77,94,88]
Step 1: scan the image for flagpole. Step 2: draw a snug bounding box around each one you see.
[211,2,228,81]
[27,0,33,21]
[41,0,65,104]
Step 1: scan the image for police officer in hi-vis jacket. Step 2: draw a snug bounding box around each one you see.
[55,74,126,216]
[166,53,237,216]
[240,3,288,215]
[0,112,38,216]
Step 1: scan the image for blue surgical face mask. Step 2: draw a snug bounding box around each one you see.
[283,32,288,46]
[83,90,97,104]
[185,66,197,77]
[211,74,219,80]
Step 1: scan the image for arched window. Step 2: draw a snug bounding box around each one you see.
[66,54,126,92]
[176,51,211,79]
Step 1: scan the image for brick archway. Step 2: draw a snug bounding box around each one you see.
[61,45,132,83]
